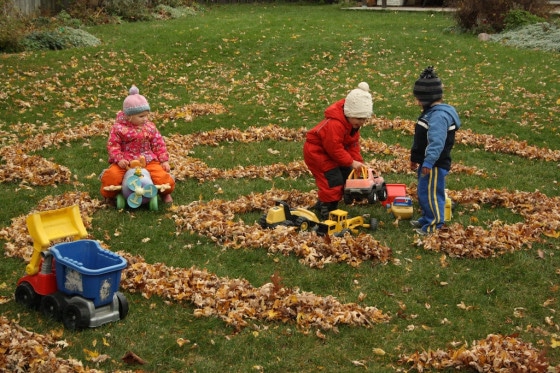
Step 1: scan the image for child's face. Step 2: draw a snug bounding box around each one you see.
[127,111,150,126]
[348,117,368,129]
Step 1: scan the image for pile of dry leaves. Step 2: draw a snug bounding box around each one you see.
[421,188,560,258]
[399,334,550,372]
[120,253,391,332]
[172,188,393,268]
[0,315,104,373]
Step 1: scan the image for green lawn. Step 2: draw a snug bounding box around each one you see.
[0,4,559,372]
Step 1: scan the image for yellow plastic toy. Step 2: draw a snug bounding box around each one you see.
[25,205,88,275]
[387,196,413,220]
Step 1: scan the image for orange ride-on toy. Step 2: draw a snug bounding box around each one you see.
[15,205,128,330]
[102,157,171,211]
[343,167,388,205]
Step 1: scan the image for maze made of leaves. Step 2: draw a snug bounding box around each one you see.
[1,109,560,371]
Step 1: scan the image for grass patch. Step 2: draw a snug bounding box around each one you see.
[1,4,559,372]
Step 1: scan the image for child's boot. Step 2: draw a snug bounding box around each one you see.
[316,201,338,220]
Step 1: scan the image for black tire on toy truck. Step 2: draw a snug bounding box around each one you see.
[295,216,312,231]
[258,215,268,229]
[367,189,377,204]
[116,292,129,319]
[63,301,91,331]
[369,218,379,231]
[15,282,40,309]
[377,183,388,201]
[40,292,67,321]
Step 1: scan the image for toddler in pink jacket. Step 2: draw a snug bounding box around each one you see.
[100,85,175,205]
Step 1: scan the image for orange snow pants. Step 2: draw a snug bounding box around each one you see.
[100,161,175,199]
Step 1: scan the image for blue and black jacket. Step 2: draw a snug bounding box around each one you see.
[410,104,461,171]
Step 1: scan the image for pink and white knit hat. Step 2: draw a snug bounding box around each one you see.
[123,85,150,115]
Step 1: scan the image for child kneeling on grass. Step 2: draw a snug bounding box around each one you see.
[303,82,373,220]
[100,85,175,205]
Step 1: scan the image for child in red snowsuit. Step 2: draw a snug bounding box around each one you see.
[303,82,373,219]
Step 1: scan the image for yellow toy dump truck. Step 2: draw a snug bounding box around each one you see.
[15,205,128,330]
[259,200,377,236]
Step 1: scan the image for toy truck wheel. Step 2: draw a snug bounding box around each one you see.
[63,302,90,331]
[116,194,126,210]
[295,217,311,231]
[377,184,388,202]
[369,218,378,231]
[343,193,352,205]
[15,282,40,309]
[116,292,129,319]
[334,228,351,237]
[367,189,377,204]
[258,215,268,228]
[40,293,66,321]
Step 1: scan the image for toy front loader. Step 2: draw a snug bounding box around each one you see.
[315,209,376,236]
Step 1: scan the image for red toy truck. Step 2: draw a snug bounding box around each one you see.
[343,167,388,205]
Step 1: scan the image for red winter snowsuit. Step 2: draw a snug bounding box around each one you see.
[303,99,363,203]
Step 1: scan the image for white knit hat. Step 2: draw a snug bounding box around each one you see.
[343,82,373,118]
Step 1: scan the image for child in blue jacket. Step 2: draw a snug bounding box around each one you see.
[410,66,461,235]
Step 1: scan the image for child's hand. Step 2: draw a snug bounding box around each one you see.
[161,161,170,172]
[118,159,129,169]
[410,162,419,171]
[351,160,365,170]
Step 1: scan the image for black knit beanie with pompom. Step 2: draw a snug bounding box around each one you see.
[413,66,443,107]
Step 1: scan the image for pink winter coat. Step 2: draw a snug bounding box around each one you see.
[107,111,169,164]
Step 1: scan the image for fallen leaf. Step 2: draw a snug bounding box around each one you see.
[351,360,367,367]
[122,350,147,365]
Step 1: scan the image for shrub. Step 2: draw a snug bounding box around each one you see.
[21,27,101,51]
[0,16,28,52]
[503,8,545,31]
[489,22,560,52]
[449,0,552,33]
[0,0,29,52]
[65,0,120,25]
[103,0,153,22]
[154,5,197,20]
[152,0,197,7]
